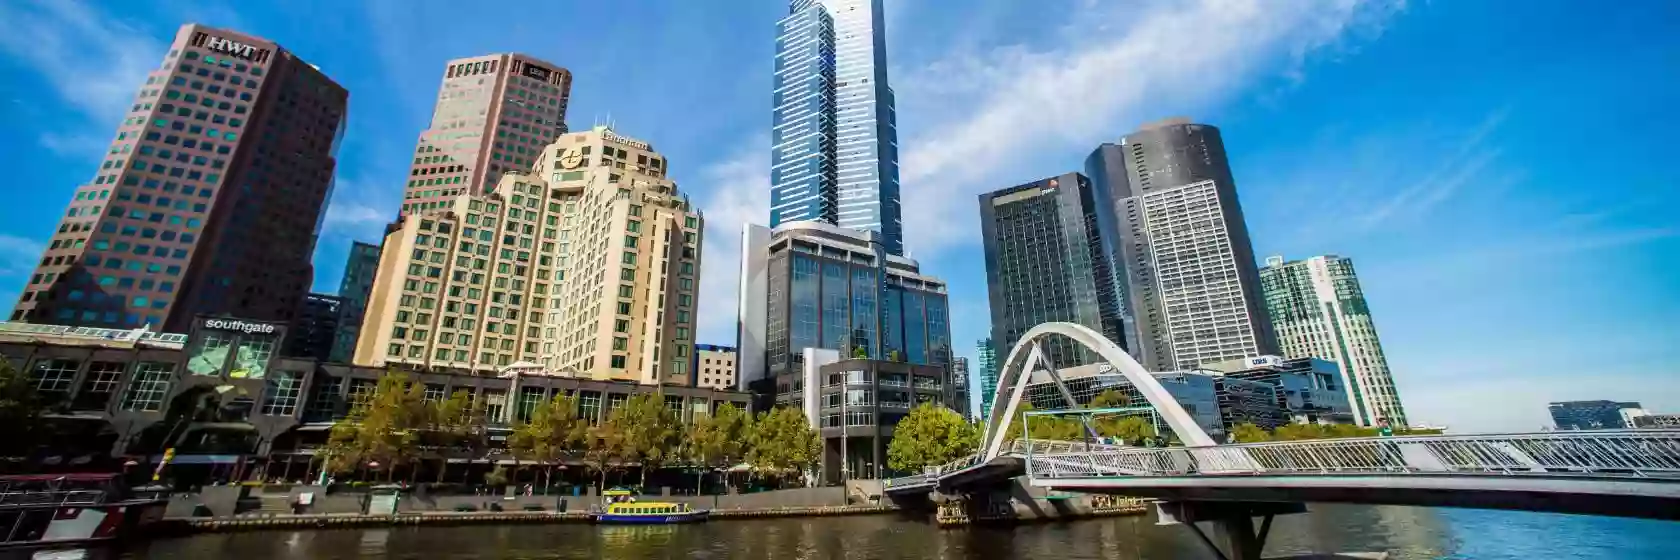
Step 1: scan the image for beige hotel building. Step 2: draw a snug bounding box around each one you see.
[354,126,702,385]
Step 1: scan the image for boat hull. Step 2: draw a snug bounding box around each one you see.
[591,511,710,525]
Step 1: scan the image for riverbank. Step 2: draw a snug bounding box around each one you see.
[157,504,900,535]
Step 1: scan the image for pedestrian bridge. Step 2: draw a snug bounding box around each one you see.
[885,322,1680,521]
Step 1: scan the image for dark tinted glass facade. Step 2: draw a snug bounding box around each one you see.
[11,24,347,333]
[979,173,1126,370]
[1549,400,1641,430]
[329,241,380,362]
[284,292,343,361]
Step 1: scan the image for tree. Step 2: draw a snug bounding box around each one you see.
[605,393,679,488]
[0,360,46,456]
[425,389,487,482]
[323,370,426,480]
[580,422,626,491]
[852,346,869,359]
[1003,402,1083,442]
[746,406,821,484]
[507,394,586,490]
[1088,390,1131,409]
[1230,423,1271,443]
[887,403,979,472]
[1098,417,1157,445]
[684,402,748,493]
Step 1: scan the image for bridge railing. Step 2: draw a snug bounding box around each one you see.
[883,438,1140,489]
[1027,430,1680,479]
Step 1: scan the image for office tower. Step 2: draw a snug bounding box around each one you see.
[736,221,950,394]
[330,240,381,362]
[1085,118,1277,371]
[1549,400,1644,430]
[979,173,1128,371]
[400,54,572,216]
[11,24,347,332]
[357,126,702,385]
[694,344,738,390]
[284,293,343,360]
[950,356,970,418]
[770,0,902,254]
[977,338,998,417]
[1260,254,1407,427]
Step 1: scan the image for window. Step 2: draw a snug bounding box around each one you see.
[30,358,79,397]
[610,355,627,369]
[189,333,235,375]
[232,337,275,378]
[120,362,175,411]
[261,371,303,415]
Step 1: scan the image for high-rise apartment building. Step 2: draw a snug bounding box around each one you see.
[977,337,998,418]
[736,221,950,396]
[1259,255,1406,427]
[1085,118,1277,371]
[330,241,381,362]
[979,173,1128,371]
[400,54,572,216]
[11,24,347,332]
[694,344,738,390]
[356,126,702,385]
[770,0,902,254]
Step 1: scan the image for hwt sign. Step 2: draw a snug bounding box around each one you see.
[205,36,258,60]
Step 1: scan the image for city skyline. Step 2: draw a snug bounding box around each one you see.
[1,0,1676,432]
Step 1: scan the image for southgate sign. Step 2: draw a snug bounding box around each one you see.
[202,318,277,335]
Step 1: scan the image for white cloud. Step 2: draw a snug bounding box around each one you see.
[0,1,163,134]
[321,179,398,243]
[1356,107,1509,229]
[0,233,44,311]
[893,0,1403,258]
[693,136,771,346]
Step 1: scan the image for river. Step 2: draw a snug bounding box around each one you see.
[110,505,1678,559]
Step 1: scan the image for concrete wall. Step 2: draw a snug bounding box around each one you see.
[222,486,850,516]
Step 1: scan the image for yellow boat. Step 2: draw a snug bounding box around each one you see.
[590,489,709,525]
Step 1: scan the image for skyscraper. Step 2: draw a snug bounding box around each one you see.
[11,24,347,332]
[979,173,1128,371]
[400,54,571,216]
[329,240,381,362]
[1085,118,1278,371]
[357,126,701,385]
[977,338,998,418]
[770,0,902,254]
[1549,400,1643,431]
[1260,255,1407,426]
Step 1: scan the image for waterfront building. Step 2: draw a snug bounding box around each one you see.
[1260,254,1407,427]
[329,241,381,362]
[11,24,348,333]
[1210,355,1355,426]
[1549,400,1643,430]
[770,0,902,254]
[283,293,343,361]
[694,344,737,390]
[736,221,951,404]
[400,54,571,215]
[0,320,748,478]
[811,357,965,481]
[1019,365,1226,439]
[1084,118,1277,371]
[355,126,702,384]
[1634,414,1680,429]
[977,338,998,418]
[950,356,971,418]
[979,173,1128,371]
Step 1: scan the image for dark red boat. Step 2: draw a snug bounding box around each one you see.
[0,473,168,552]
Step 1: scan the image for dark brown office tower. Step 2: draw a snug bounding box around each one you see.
[10,24,348,332]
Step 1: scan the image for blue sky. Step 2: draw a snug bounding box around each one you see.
[1,0,1675,433]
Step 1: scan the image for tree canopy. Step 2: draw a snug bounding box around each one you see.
[886,403,979,472]
[746,406,821,475]
[0,360,46,456]
[507,393,587,480]
[324,370,427,477]
[610,393,681,487]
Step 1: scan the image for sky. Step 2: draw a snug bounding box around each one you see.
[1,0,1676,433]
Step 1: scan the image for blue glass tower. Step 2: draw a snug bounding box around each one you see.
[771,0,903,255]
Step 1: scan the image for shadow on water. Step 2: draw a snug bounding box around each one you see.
[80,504,1680,560]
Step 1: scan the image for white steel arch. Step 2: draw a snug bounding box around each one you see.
[981,322,1216,459]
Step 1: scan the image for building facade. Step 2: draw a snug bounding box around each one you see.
[400,54,572,215]
[736,221,951,397]
[976,338,998,419]
[1084,118,1276,372]
[770,0,902,254]
[1549,400,1643,430]
[979,173,1127,371]
[329,241,381,362]
[1259,254,1406,427]
[12,24,347,333]
[1211,355,1355,426]
[283,293,343,361]
[814,358,964,481]
[1634,414,1680,429]
[1020,367,1226,439]
[694,344,738,390]
[356,127,702,385]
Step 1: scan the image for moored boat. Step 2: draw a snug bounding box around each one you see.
[0,473,169,551]
[590,488,708,525]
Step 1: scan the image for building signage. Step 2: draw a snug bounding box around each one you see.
[601,129,650,151]
[1246,355,1284,368]
[204,36,259,60]
[202,318,278,334]
[522,64,553,82]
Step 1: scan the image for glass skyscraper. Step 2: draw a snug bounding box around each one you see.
[976,338,998,418]
[770,0,902,254]
[1260,255,1407,427]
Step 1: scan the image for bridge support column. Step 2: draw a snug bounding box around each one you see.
[1155,501,1306,560]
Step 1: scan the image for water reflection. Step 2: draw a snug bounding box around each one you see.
[120,504,1678,560]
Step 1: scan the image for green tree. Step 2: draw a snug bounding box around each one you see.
[1087,390,1131,409]
[1003,402,1084,441]
[580,421,626,490]
[1098,417,1157,445]
[425,389,487,482]
[746,406,821,484]
[887,403,979,472]
[684,402,749,493]
[323,371,426,480]
[484,464,509,488]
[606,393,680,488]
[508,393,586,490]
[852,346,869,359]
[1230,422,1271,443]
[0,359,46,456]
